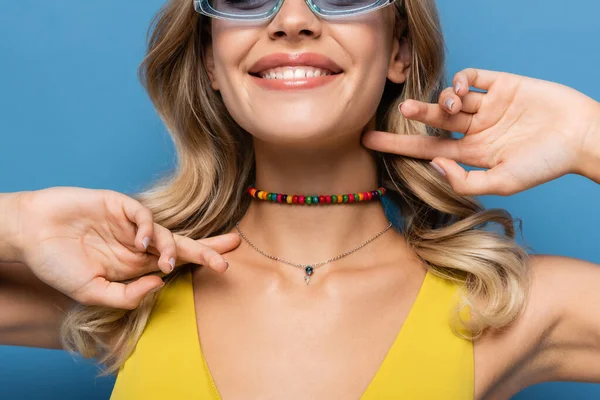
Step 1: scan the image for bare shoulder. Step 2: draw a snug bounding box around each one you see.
[474,254,600,399]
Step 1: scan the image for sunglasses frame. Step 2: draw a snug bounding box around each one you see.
[193,0,398,22]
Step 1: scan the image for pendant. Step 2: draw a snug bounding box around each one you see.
[304,266,314,285]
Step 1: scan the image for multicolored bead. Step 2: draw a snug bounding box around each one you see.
[246,185,388,205]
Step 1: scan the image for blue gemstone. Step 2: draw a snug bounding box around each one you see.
[305,266,314,275]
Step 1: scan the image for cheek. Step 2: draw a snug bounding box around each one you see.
[211,24,252,83]
[334,22,393,114]
[211,23,260,125]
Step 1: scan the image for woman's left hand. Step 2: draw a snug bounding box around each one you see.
[362,68,600,196]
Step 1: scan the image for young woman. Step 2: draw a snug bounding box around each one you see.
[1,0,599,398]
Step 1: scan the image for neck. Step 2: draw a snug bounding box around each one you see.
[237,135,402,278]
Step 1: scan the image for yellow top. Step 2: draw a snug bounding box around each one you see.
[110,268,474,399]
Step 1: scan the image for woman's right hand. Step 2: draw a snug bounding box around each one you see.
[8,187,240,310]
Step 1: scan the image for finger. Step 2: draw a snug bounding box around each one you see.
[397,99,474,134]
[147,223,177,274]
[132,252,165,277]
[453,68,500,95]
[119,193,155,252]
[172,233,241,273]
[437,87,463,115]
[362,131,464,161]
[431,157,516,196]
[77,275,165,310]
[459,91,485,114]
[196,233,242,253]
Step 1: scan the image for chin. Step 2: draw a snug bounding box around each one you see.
[250,122,355,150]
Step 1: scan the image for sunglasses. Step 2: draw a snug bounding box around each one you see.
[193,0,399,22]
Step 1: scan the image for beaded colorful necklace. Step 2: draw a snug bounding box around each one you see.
[247,185,387,205]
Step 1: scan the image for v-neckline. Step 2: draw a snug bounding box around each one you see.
[188,268,431,399]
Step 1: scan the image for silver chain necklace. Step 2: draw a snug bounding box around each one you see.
[234,221,393,285]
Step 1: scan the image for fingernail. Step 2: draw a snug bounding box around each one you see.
[168,257,176,273]
[149,283,165,294]
[430,161,447,177]
[444,97,455,111]
[224,259,230,271]
[142,237,150,251]
[398,101,405,114]
[454,82,461,94]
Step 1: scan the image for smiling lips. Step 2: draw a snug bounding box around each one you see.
[248,52,343,90]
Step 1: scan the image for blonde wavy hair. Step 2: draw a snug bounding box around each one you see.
[61,0,531,376]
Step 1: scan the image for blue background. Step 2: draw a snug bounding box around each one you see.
[1,0,599,398]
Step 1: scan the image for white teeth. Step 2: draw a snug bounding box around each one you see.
[258,66,334,80]
[283,69,294,79]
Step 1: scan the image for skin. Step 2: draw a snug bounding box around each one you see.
[363,68,600,192]
[1,0,599,398]
[198,1,600,399]
[202,0,410,278]
[362,68,600,398]
[196,2,444,399]
[0,187,241,348]
[2,188,237,308]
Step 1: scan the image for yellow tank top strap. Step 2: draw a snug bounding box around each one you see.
[111,268,473,399]
[110,268,220,399]
[361,270,474,399]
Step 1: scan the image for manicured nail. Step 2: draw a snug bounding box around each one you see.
[444,97,455,111]
[142,237,150,250]
[149,283,165,294]
[398,101,405,114]
[430,161,447,177]
[168,257,176,272]
[454,82,461,94]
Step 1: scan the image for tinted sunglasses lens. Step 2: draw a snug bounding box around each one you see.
[209,0,278,17]
[312,0,385,13]
[207,0,387,17]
